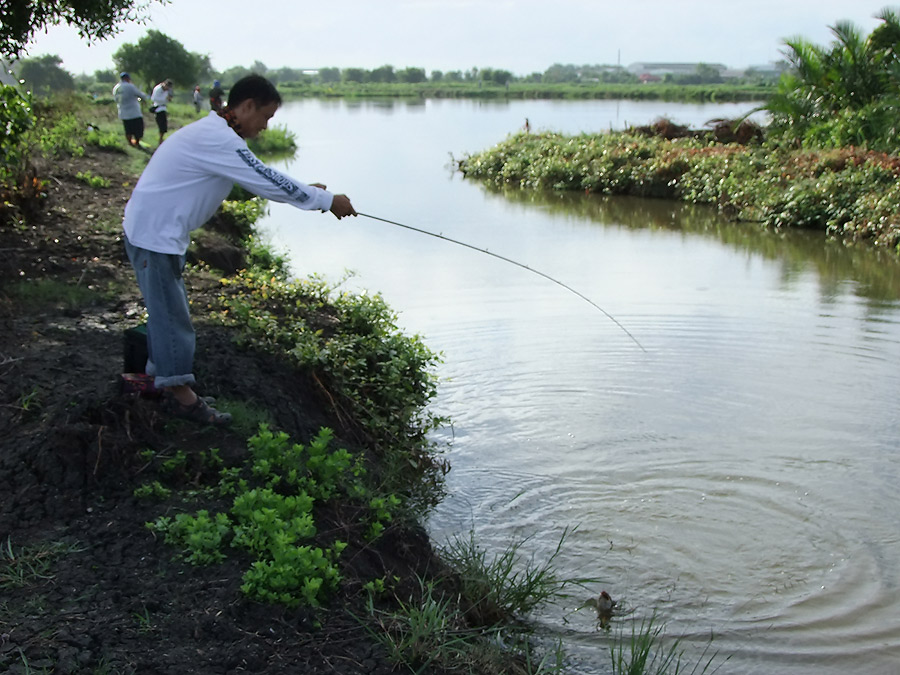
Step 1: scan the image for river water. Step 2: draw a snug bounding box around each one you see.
[259,98,900,674]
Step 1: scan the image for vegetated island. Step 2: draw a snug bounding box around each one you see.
[458,118,900,253]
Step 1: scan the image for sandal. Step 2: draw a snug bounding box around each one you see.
[163,393,231,426]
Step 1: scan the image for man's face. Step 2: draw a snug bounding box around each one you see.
[233,100,279,139]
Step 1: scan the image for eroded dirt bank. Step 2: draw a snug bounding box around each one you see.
[0,147,451,675]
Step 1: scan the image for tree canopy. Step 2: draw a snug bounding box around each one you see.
[15,54,75,97]
[0,0,165,58]
[113,29,207,91]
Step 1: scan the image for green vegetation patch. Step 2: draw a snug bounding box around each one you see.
[7,277,103,310]
[147,425,375,608]
[247,124,297,158]
[212,269,446,484]
[75,170,111,188]
[459,132,900,250]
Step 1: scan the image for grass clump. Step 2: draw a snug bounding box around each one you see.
[363,529,586,674]
[247,123,297,158]
[439,527,586,626]
[0,537,83,589]
[364,576,568,674]
[85,124,125,152]
[610,614,726,675]
[8,278,101,310]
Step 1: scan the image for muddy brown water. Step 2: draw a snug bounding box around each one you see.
[260,98,900,674]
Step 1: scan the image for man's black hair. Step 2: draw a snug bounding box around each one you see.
[227,74,282,108]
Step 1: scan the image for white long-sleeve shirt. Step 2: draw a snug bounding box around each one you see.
[150,83,171,112]
[123,112,334,254]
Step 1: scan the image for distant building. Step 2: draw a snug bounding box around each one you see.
[627,62,728,77]
[743,62,788,78]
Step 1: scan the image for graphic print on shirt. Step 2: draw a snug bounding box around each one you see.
[235,148,310,202]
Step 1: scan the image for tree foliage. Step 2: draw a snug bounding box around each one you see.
[113,29,204,91]
[0,0,165,58]
[764,6,900,151]
[15,54,75,97]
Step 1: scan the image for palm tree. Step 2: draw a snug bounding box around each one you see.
[763,8,900,150]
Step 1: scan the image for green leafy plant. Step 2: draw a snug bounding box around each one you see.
[34,112,85,157]
[75,170,111,188]
[240,541,346,608]
[230,487,316,554]
[248,425,365,499]
[147,425,361,608]
[0,84,34,187]
[364,494,402,541]
[160,449,188,473]
[147,510,231,565]
[133,480,172,500]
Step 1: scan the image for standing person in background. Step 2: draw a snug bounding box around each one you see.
[112,72,148,147]
[192,85,203,112]
[121,74,357,426]
[150,79,174,144]
[209,79,224,113]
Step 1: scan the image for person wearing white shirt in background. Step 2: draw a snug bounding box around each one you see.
[112,72,148,147]
[150,79,174,144]
[122,74,357,426]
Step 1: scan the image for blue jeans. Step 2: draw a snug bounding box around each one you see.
[124,236,196,389]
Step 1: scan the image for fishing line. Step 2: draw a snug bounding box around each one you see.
[356,212,647,352]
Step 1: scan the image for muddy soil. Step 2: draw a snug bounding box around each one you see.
[0,146,450,674]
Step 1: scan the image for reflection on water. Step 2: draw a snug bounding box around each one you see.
[496,186,900,305]
[260,97,900,675]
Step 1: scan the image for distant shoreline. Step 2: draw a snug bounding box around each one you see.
[271,81,773,103]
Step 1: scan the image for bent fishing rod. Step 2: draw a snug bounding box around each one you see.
[355,212,647,352]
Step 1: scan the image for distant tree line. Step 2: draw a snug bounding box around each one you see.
[9,38,782,99]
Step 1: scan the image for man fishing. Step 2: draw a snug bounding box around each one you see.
[122,74,357,426]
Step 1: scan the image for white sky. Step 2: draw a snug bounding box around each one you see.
[20,0,898,76]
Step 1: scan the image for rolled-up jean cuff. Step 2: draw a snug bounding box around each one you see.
[145,360,195,389]
[154,374,196,388]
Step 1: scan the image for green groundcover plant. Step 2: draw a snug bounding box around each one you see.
[147,425,401,608]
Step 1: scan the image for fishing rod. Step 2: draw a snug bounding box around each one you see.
[356,212,647,352]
